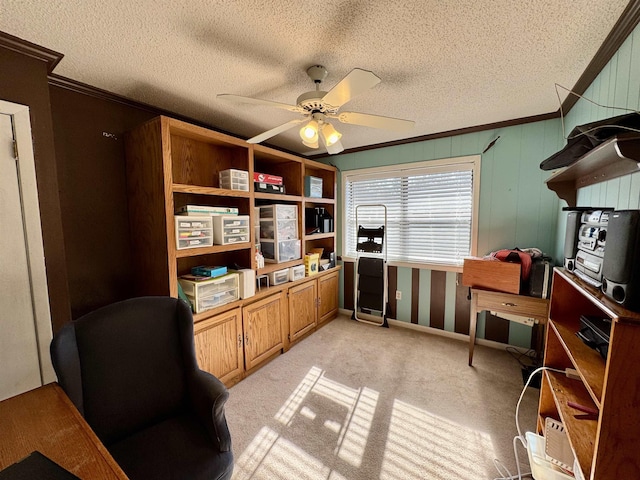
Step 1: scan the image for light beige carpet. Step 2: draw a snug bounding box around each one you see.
[225,314,538,480]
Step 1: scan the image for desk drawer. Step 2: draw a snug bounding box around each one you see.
[475,291,548,319]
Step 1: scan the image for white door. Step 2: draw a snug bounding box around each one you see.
[0,102,54,401]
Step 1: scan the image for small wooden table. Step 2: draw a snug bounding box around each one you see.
[0,383,128,478]
[469,288,550,366]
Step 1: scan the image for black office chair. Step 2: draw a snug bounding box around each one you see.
[50,296,233,480]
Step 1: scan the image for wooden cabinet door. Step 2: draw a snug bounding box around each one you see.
[242,292,284,370]
[193,307,243,386]
[288,279,317,342]
[318,270,339,324]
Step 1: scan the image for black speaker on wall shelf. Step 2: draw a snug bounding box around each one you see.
[564,210,582,271]
[601,210,640,311]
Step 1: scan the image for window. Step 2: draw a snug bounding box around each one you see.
[342,155,480,269]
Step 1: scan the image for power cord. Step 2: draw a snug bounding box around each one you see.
[554,83,640,143]
[493,365,568,480]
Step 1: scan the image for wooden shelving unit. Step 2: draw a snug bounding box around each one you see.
[539,268,640,479]
[124,115,340,387]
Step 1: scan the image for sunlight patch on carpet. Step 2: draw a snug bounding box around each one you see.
[233,426,348,480]
[380,399,496,480]
[233,366,495,479]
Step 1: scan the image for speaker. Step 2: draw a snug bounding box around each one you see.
[601,210,640,310]
[564,211,581,271]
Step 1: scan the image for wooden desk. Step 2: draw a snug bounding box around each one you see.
[0,383,128,479]
[469,288,549,366]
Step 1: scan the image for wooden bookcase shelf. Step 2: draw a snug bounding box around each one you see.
[540,268,640,479]
[125,115,340,387]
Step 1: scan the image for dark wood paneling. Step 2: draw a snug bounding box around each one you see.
[454,275,471,334]
[387,265,397,319]
[0,45,71,332]
[343,261,354,311]
[430,270,446,330]
[485,312,510,344]
[49,85,157,318]
[411,268,420,324]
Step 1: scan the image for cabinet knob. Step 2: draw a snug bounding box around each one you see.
[245,333,250,346]
[502,302,517,307]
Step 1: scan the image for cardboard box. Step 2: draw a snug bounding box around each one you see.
[462,257,521,294]
[304,253,320,276]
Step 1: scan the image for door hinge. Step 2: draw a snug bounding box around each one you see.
[238,334,242,348]
[12,140,18,160]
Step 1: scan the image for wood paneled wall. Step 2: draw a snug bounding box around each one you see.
[554,24,640,260]
[0,46,71,332]
[335,119,563,348]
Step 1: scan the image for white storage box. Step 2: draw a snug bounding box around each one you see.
[259,204,297,220]
[289,265,305,281]
[219,169,249,191]
[174,215,213,250]
[176,205,239,216]
[228,269,256,299]
[267,268,289,286]
[261,238,301,263]
[212,215,250,245]
[178,272,239,313]
[305,176,323,198]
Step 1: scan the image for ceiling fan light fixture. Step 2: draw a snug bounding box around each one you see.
[321,122,342,147]
[300,120,319,142]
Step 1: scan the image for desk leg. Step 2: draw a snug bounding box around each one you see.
[468,293,478,366]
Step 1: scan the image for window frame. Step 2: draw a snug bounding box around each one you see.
[341,155,481,272]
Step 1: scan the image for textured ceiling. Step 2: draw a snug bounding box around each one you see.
[0,1,631,155]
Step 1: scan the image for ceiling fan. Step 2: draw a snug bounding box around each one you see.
[217,65,415,154]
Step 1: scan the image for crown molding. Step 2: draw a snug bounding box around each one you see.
[310,111,559,158]
[561,0,640,114]
[0,31,63,73]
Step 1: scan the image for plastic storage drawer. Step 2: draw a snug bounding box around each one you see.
[289,265,305,281]
[259,204,297,220]
[219,169,249,191]
[178,272,239,313]
[259,218,298,240]
[212,215,250,245]
[267,268,289,286]
[261,239,301,263]
[174,215,213,250]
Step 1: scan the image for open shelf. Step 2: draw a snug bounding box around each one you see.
[545,133,640,207]
[549,320,605,405]
[539,268,640,479]
[173,184,251,198]
[175,242,252,259]
[544,371,598,479]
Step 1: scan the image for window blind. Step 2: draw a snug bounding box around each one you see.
[344,161,476,267]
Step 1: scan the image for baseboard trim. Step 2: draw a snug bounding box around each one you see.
[338,308,529,353]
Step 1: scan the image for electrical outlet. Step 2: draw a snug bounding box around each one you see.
[395,290,402,300]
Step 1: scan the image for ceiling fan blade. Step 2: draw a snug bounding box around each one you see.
[337,111,415,132]
[246,118,306,144]
[325,138,344,155]
[321,68,381,109]
[217,94,303,113]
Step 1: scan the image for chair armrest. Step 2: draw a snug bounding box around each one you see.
[188,370,232,452]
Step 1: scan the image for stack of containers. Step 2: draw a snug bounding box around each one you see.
[259,204,301,263]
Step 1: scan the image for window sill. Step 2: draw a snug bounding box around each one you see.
[340,257,463,273]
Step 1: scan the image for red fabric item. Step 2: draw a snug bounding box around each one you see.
[490,249,532,281]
